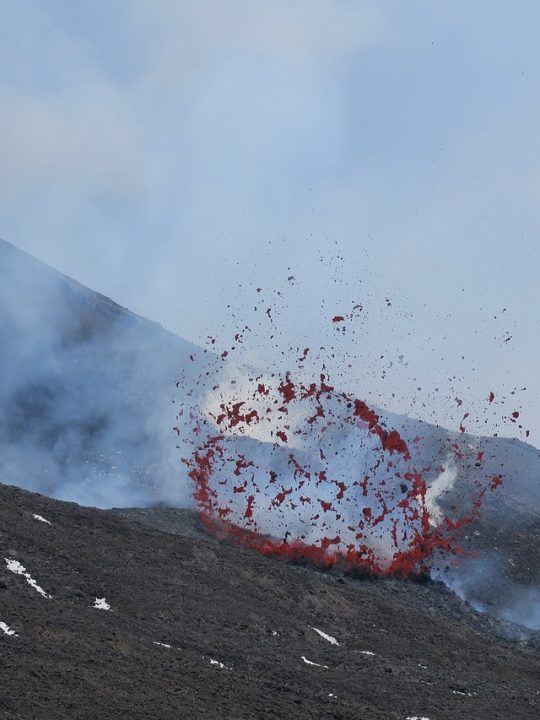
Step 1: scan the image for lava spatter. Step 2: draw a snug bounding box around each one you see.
[178,278,514,578]
[182,367,504,577]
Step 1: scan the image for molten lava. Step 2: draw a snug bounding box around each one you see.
[182,370,503,577]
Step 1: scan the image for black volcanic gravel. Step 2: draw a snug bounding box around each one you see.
[1,484,538,720]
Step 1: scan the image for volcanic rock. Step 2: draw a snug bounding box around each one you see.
[1,483,539,719]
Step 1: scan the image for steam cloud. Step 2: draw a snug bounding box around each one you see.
[0,238,210,508]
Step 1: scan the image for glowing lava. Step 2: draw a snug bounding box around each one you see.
[182,370,502,577]
[178,283,514,578]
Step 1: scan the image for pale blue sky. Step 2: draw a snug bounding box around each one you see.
[1,1,539,438]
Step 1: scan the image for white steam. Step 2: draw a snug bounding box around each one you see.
[0,239,214,508]
[425,462,457,528]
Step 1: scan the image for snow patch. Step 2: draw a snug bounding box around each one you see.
[0,622,18,637]
[209,658,231,670]
[5,558,51,598]
[93,597,111,611]
[32,514,51,525]
[153,641,172,649]
[311,626,339,646]
[301,655,329,668]
[358,650,375,656]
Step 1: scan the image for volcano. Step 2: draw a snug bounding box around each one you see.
[0,239,539,717]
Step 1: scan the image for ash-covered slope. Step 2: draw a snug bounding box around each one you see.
[1,483,538,720]
[0,238,210,507]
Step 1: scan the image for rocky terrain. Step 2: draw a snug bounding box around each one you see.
[1,482,539,720]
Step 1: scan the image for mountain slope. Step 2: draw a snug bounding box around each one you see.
[1,483,538,720]
[1,238,539,630]
[0,238,209,507]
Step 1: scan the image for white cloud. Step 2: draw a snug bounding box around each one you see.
[130,0,385,79]
[0,81,142,206]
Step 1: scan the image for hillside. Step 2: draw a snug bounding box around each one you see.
[1,483,539,720]
[0,238,208,508]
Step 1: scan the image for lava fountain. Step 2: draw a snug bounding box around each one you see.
[181,365,503,577]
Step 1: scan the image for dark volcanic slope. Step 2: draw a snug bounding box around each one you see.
[1,485,538,720]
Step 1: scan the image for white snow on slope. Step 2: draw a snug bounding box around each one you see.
[209,658,231,670]
[5,558,51,598]
[32,514,51,525]
[301,656,329,668]
[310,627,339,646]
[93,597,111,611]
[0,622,18,637]
[406,716,431,720]
[358,650,376,656]
[153,641,172,649]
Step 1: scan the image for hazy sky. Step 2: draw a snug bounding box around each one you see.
[1,1,539,438]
